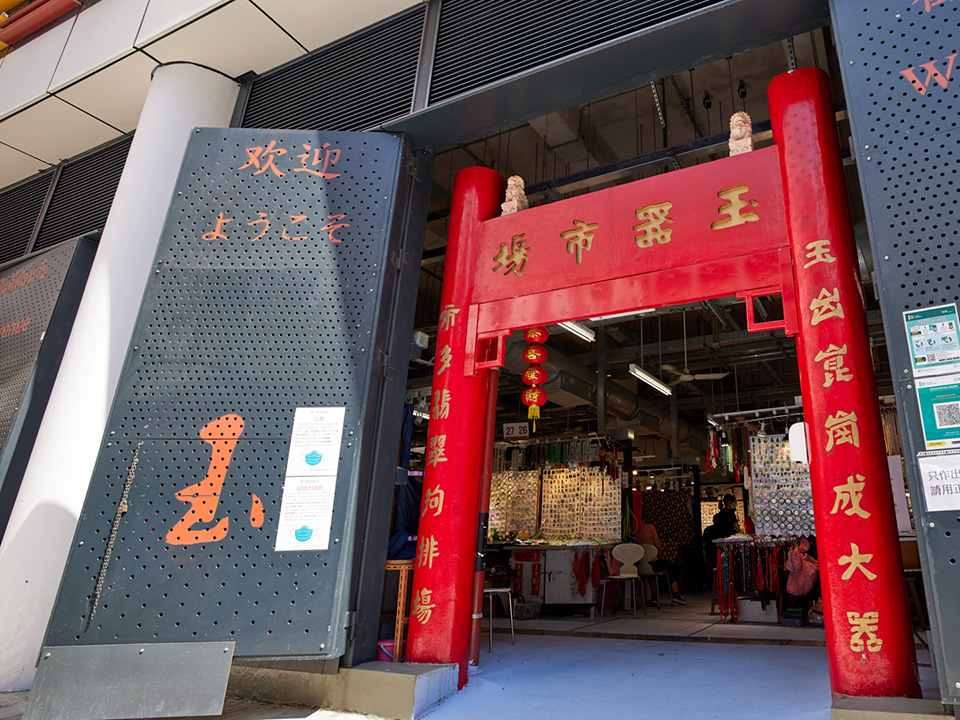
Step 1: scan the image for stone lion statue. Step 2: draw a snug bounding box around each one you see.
[501,175,529,215]
[728,111,753,156]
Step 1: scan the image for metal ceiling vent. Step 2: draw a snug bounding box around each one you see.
[242,6,426,131]
[429,0,725,104]
[34,135,132,253]
[0,173,53,264]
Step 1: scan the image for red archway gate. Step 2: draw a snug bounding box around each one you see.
[408,68,920,698]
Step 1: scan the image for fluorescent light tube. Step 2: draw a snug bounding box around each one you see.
[588,309,657,322]
[558,320,595,342]
[629,363,672,396]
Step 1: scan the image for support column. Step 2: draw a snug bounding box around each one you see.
[0,64,239,692]
[407,167,503,687]
[469,369,498,665]
[769,67,919,698]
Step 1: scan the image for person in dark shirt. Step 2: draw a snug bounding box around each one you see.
[713,494,741,538]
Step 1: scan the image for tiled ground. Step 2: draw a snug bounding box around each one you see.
[0,595,937,720]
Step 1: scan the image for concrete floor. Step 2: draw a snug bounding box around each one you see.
[0,595,938,720]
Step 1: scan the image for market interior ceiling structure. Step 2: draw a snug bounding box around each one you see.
[406,28,891,454]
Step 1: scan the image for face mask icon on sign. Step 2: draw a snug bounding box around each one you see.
[305,451,323,466]
[295,526,314,542]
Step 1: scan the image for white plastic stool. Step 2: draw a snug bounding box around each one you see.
[483,587,515,652]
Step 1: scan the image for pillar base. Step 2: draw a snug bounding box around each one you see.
[228,660,458,720]
[832,694,948,719]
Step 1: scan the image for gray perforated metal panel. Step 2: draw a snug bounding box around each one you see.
[0,242,79,448]
[830,0,960,703]
[44,129,412,659]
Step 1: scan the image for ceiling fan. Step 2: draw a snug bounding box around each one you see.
[661,309,730,386]
[662,363,730,386]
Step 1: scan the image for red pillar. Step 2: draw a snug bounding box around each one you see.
[406,167,503,687]
[469,370,499,665]
[769,68,920,697]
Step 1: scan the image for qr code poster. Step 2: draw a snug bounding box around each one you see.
[917,451,960,513]
[916,374,960,450]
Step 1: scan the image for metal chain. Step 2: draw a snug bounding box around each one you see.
[86,441,142,630]
[649,81,666,129]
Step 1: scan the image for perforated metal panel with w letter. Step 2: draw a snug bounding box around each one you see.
[831,0,960,706]
[41,129,417,666]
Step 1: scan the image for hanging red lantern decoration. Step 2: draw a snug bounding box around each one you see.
[522,365,547,386]
[521,387,548,430]
[523,326,549,344]
[522,344,548,365]
[521,327,549,432]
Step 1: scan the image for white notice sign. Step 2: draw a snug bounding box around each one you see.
[275,407,346,552]
[916,450,960,513]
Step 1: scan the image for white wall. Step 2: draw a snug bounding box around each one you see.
[0,63,239,691]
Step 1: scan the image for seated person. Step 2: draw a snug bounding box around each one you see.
[637,511,686,605]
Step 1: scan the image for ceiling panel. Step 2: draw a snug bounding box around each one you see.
[49,0,149,92]
[0,97,120,164]
[0,19,73,119]
[56,52,157,132]
[142,0,303,78]
[0,143,51,190]
[255,0,422,52]
[135,0,232,47]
